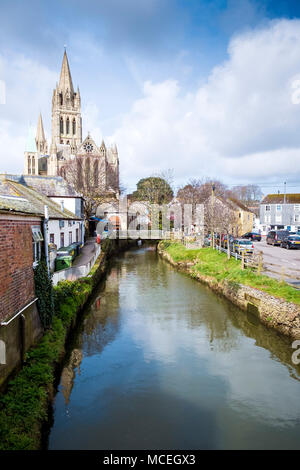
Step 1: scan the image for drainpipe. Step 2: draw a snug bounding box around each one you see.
[44,205,50,276]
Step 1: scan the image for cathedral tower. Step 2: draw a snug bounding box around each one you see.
[51,50,82,152]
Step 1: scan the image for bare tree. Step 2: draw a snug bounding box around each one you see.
[204,195,237,257]
[229,184,262,204]
[63,156,119,234]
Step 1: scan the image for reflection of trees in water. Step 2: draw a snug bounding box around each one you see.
[61,348,83,405]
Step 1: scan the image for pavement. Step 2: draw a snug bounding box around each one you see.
[253,238,300,287]
[72,237,98,267]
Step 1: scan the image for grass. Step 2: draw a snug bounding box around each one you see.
[159,242,300,305]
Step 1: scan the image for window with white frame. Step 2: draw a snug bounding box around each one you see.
[265,214,271,223]
[295,204,300,211]
[295,214,300,223]
[276,205,282,211]
[32,226,43,267]
[265,205,271,211]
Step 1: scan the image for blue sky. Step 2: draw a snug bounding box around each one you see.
[1,0,300,194]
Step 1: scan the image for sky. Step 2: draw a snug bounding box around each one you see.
[1,0,300,195]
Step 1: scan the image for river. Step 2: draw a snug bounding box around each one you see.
[48,246,300,450]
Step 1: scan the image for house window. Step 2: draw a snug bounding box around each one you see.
[60,232,65,248]
[295,215,300,223]
[265,205,270,211]
[295,204,300,211]
[59,220,65,228]
[69,231,72,245]
[276,205,282,211]
[265,215,271,223]
[50,233,55,244]
[68,221,72,227]
[76,228,79,243]
[275,215,282,223]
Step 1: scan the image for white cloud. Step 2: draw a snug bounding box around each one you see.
[0,53,56,173]
[110,19,300,189]
[1,19,300,190]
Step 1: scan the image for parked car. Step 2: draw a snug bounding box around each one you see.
[266,230,289,246]
[232,239,254,254]
[280,235,300,249]
[241,231,261,241]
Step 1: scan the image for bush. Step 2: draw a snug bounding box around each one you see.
[34,258,54,329]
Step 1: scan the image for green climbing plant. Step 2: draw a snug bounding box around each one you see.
[34,258,54,329]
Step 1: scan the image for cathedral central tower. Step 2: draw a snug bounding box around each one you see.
[51,50,82,153]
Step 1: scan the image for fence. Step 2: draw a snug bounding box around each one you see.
[52,244,101,286]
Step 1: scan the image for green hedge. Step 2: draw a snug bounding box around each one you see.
[0,275,94,449]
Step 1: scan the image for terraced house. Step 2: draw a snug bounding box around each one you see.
[260,193,300,233]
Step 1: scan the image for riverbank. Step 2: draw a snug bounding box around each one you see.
[158,242,300,340]
[0,239,133,450]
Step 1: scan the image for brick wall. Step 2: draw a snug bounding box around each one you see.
[0,216,41,322]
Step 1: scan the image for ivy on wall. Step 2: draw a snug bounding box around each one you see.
[34,258,54,329]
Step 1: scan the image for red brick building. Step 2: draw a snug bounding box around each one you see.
[0,178,44,387]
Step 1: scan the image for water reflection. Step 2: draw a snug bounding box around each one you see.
[48,247,300,450]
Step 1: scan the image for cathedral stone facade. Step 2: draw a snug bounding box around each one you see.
[24,51,119,195]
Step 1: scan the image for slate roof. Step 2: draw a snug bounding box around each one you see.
[0,176,80,220]
[3,174,80,197]
[261,194,300,204]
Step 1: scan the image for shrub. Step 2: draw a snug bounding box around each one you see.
[34,258,54,329]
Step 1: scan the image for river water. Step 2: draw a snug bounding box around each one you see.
[48,246,300,450]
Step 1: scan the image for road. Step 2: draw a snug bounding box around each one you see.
[253,238,300,287]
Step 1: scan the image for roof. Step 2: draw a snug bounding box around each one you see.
[0,178,43,216]
[261,194,300,204]
[0,176,81,220]
[4,174,80,197]
[228,197,255,213]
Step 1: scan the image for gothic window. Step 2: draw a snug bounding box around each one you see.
[94,160,99,187]
[59,93,63,106]
[85,157,90,187]
[28,156,31,175]
[73,118,76,135]
[66,140,70,145]
[66,117,70,135]
[32,156,35,175]
[60,117,64,134]
[77,158,83,189]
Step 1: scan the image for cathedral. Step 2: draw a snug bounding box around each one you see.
[23,50,119,195]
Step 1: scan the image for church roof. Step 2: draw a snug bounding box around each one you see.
[59,50,74,94]
[25,125,37,152]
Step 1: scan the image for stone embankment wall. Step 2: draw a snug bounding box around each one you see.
[158,246,300,340]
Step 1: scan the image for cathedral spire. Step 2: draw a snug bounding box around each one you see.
[36,112,45,143]
[58,50,74,94]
